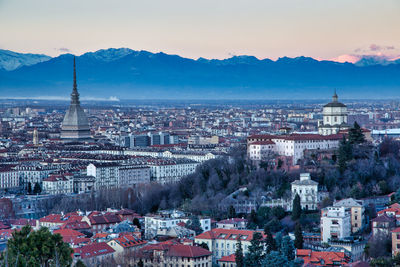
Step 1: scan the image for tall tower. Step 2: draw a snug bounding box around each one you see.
[318,90,349,135]
[33,128,39,145]
[60,57,91,141]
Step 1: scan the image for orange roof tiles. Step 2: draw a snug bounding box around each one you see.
[297,249,350,266]
[218,254,236,262]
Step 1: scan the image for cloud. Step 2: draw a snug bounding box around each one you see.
[330,54,361,63]
[369,44,381,51]
[56,47,71,52]
[369,44,395,52]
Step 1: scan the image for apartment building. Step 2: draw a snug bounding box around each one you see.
[247,134,341,165]
[147,159,199,184]
[42,174,73,195]
[333,198,364,233]
[195,229,265,262]
[321,206,351,243]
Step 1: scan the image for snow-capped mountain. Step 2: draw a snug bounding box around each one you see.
[0,49,51,71]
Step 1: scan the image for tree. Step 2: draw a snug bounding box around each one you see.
[76,259,87,267]
[185,215,203,235]
[264,226,277,253]
[393,252,400,265]
[245,232,265,266]
[292,194,301,220]
[365,233,391,258]
[228,205,236,218]
[277,159,283,169]
[370,257,393,267]
[33,182,41,195]
[235,240,244,267]
[27,182,32,194]
[271,206,286,220]
[6,224,73,267]
[133,217,141,229]
[265,218,283,233]
[199,242,209,250]
[262,251,288,267]
[247,209,258,229]
[280,235,295,261]
[294,223,303,249]
[348,121,365,144]
[338,136,353,173]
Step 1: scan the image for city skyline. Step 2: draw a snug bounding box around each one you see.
[1,0,399,62]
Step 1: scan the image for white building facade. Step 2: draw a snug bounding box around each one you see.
[87,163,119,190]
[321,206,351,243]
[291,173,319,210]
[248,134,341,165]
[118,166,150,187]
[145,215,211,239]
[42,174,74,195]
[0,168,19,190]
[318,92,349,135]
[148,159,199,184]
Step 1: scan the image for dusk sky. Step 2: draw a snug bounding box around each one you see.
[1,0,399,62]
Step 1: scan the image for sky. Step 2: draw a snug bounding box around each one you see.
[1,0,400,61]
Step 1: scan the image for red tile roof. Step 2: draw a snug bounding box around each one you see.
[111,234,147,248]
[218,254,236,262]
[93,233,110,239]
[196,228,265,241]
[297,249,350,266]
[115,209,140,216]
[0,222,10,230]
[89,214,121,225]
[74,242,115,259]
[249,141,275,145]
[61,221,90,230]
[0,229,14,239]
[166,244,211,258]
[39,214,64,224]
[372,213,396,223]
[54,229,85,238]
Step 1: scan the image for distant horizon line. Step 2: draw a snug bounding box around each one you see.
[2,47,400,65]
[0,96,399,102]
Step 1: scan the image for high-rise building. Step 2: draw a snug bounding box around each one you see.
[318,91,349,135]
[33,128,39,145]
[60,57,91,141]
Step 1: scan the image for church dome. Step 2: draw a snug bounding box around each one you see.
[323,90,347,108]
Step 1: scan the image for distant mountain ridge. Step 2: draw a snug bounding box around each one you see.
[0,49,51,71]
[0,48,399,99]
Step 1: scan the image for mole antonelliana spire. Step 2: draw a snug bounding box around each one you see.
[60,57,91,141]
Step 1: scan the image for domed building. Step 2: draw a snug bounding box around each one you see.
[318,91,349,135]
[60,57,91,141]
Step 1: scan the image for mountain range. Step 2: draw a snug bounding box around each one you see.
[0,48,399,100]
